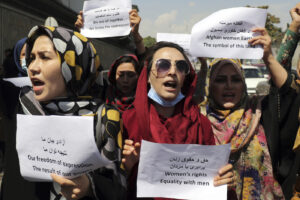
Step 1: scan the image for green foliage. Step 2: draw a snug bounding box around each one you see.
[246,5,284,47]
[143,36,156,48]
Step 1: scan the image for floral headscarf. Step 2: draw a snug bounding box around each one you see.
[201,58,284,199]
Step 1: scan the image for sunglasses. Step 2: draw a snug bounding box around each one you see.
[152,58,190,78]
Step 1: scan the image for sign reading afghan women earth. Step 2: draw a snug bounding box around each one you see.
[190,7,267,59]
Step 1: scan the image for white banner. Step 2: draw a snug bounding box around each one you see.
[137,140,231,200]
[16,114,111,181]
[190,7,267,59]
[157,33,191,54]
[81,0,132,38]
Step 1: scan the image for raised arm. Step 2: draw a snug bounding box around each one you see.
[277,3,300,70]
[249,28,287,89]
[129,9,146,55]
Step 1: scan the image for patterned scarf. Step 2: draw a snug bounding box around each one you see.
[106,86,135,113]
[202,58,284,200]
[20,26,124,200]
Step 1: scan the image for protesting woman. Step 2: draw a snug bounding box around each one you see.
[106,54,141,113]
[198,28,285,199]
[0,26,125,200]
[121,41,234,200]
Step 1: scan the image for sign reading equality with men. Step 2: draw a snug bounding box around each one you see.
[190,7,267,59]
[137,140,231,200]
[81,0,132,38]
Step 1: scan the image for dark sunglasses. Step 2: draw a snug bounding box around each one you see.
[153,58,190,78]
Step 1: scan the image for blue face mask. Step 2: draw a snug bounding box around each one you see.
[147,86,185,107]
[21,58,27,71]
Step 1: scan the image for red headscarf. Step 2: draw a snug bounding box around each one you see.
[122,42,215,200]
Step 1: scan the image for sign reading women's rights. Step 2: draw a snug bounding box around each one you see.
[16,114,111,181]
[190,7,267,59]
[81,0,132,38]
[137,140,231,200]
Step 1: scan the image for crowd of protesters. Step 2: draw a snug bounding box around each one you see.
[0,3,299,200]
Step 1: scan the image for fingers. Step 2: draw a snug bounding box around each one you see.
[129,9,141,30]
[52,174,90,200]
[248,37,269,46]
[251,27,267,35]
[51,174,76,187]
[124,139,134,145]
[217,164,233,176]
[214,172,235,187]
[122,141,140,156]
[75,11,84,29]
[214,164,235,187]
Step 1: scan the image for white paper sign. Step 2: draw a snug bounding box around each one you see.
[157,33,191,53]
[3,77,32,87]
[81,0,132,38]
[16,114,111,181]
[137,140,231,200]
[190,7,267,59]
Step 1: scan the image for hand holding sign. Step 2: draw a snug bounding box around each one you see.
[248,27,272,62]
[51,174,91,200]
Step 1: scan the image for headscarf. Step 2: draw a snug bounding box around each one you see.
[13,37,28,77]
[202,58,284,199]
[18,26,124,200]
[122,42,215,200]
[106,54,140,113]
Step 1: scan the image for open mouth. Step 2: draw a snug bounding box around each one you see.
[163,81,177,89]
[222,93,235,98]
[31,78,45,94]
[32,79,44,86]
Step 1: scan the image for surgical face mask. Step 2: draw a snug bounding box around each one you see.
[21,58,27,71]
[148,86,185,107]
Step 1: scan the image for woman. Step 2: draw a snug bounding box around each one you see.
[13,37,28,77]
[262,4,300,198]
[121,42,234,200]
[0,26,125,200]
[199,28,285,199]
[106,54,140,113]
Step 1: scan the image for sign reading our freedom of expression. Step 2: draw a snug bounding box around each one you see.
[16,114,111,181]
[81,0,132,38]
[190,7,267,59]
[137,140,231,200]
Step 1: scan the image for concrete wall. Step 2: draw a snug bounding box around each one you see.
[0,0,137,76]
[0,4,44,66]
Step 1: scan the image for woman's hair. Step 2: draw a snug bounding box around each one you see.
[144,41,194,95]
[25,29,56,67]
[145,41,189,73]
[109,55,140,85]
